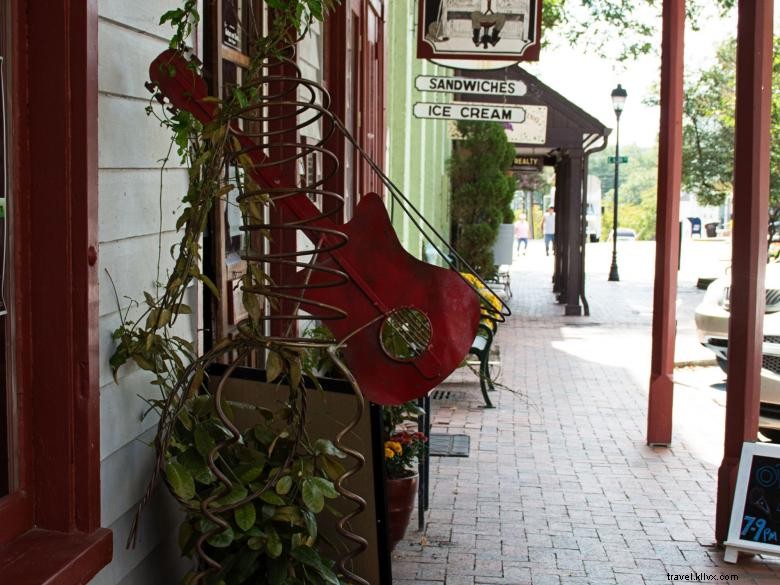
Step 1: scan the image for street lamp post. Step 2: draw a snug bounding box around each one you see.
[608,84,627,282]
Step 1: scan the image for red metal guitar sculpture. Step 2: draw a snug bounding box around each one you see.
[149,49,481,405]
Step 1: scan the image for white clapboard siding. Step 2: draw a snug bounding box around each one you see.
[94,1,198,583]
[99,168,188,244]
[88,489,190,585]
[98,0,179,40]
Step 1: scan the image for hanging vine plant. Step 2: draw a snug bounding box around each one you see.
[108,2,374,585]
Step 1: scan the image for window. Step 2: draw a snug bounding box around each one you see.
[0,1,110,581]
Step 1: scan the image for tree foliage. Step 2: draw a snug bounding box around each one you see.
[681,36,780,236]
[542,0,734,61]
[449,121,516,278]
[589,145,658,240]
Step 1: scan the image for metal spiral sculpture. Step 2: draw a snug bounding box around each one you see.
[131,31,513,583]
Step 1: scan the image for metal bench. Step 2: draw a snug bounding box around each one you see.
[467,321,498,408]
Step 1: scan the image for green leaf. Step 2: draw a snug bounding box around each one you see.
[247,535,266,551]
[194,425,216,458]
[302,479,324,513]
[234,501,256,531]
[206,525,235,548]
[266,351,283,382]
[302,509,317,539]
[275,475,293,495]
[165,462,196,501]
[314,439,346,458]
[216,484,248,507]
[290,546,341,585]
[309,477,338,499]
[236,461,266,483]
[178,520,194,552]
[317,454,346,481]
[178,449,216,485]
[259,490,286,506]
[265,526,283,558]
[272,505,303,526]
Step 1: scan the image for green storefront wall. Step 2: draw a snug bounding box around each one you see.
[385,1,453,264]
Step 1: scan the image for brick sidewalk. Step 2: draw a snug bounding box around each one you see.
[392,241,780,584]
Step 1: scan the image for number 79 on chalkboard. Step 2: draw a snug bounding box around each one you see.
[725,441,780,563]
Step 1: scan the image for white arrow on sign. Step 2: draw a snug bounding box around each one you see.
[413,102,527,124]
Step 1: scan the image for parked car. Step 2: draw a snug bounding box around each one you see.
[694,262,780,440]
[607,227,637,241]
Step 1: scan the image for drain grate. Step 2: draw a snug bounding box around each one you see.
[430,389,465,401]
[429,434,470,457]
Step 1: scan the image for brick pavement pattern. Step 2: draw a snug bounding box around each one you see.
[392,241,780,585]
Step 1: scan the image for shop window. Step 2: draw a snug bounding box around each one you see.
[202,0,264,361]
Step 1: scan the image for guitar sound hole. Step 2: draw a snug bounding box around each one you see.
[380,308,432,362]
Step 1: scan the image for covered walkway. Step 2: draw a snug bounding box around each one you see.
[394,241,780,584]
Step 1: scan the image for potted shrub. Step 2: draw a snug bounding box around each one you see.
[382,402,427,551]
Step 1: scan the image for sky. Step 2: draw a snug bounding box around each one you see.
[523,4,741,149]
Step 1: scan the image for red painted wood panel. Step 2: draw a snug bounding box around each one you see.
[716,0,774,543]
[0,0,108,577]
[647,0,684,446]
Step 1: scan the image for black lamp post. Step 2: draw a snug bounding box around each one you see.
[608,83,627,282]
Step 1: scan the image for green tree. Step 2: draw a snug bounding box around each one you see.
[542,0,734,61]
[590,145,658,240]
[450,121,516,278]
[681,36,780,238]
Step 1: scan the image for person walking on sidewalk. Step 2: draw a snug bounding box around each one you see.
[514,215,529,255]
[541,206,555,256]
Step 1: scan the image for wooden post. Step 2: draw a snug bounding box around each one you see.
[647,0,684,446]
[716,0,774,543]
[565,150,583,316]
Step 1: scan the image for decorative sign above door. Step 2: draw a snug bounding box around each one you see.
[418,0,542,62]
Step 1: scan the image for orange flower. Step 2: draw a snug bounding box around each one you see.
[384,447,395,459]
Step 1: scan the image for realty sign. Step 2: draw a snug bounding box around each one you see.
[413,102,526,123]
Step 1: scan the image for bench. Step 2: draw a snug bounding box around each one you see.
[468,320,498,408]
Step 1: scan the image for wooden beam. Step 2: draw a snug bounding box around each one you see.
[716,0,774,543]
[647,0,684,446]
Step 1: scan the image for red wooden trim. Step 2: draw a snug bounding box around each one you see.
[25,0,101,534]
[0,492,32,546]
[5,0,34,544]
[647,0,684,446]
[0,528,112,585]
[716,0,774,543]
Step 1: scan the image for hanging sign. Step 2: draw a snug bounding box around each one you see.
[724,442,780,563]
[415,75,527,96]
[414,101,527,123]
[418,0,543,62]
[443,104,547,144]
[512,156,544,172]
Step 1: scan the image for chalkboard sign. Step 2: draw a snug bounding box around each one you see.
[725,442,780,563]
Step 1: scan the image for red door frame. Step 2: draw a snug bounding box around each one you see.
[0,0,111,581]
[324,0,385,217]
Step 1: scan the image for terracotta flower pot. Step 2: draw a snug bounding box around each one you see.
[386,474,418,551]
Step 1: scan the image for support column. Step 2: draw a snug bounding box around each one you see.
[647,0,684,446]
[716,0,773,543]
[552,159,566,294]
[565,150,584,316]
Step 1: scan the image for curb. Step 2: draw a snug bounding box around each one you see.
[674,358,717,368]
